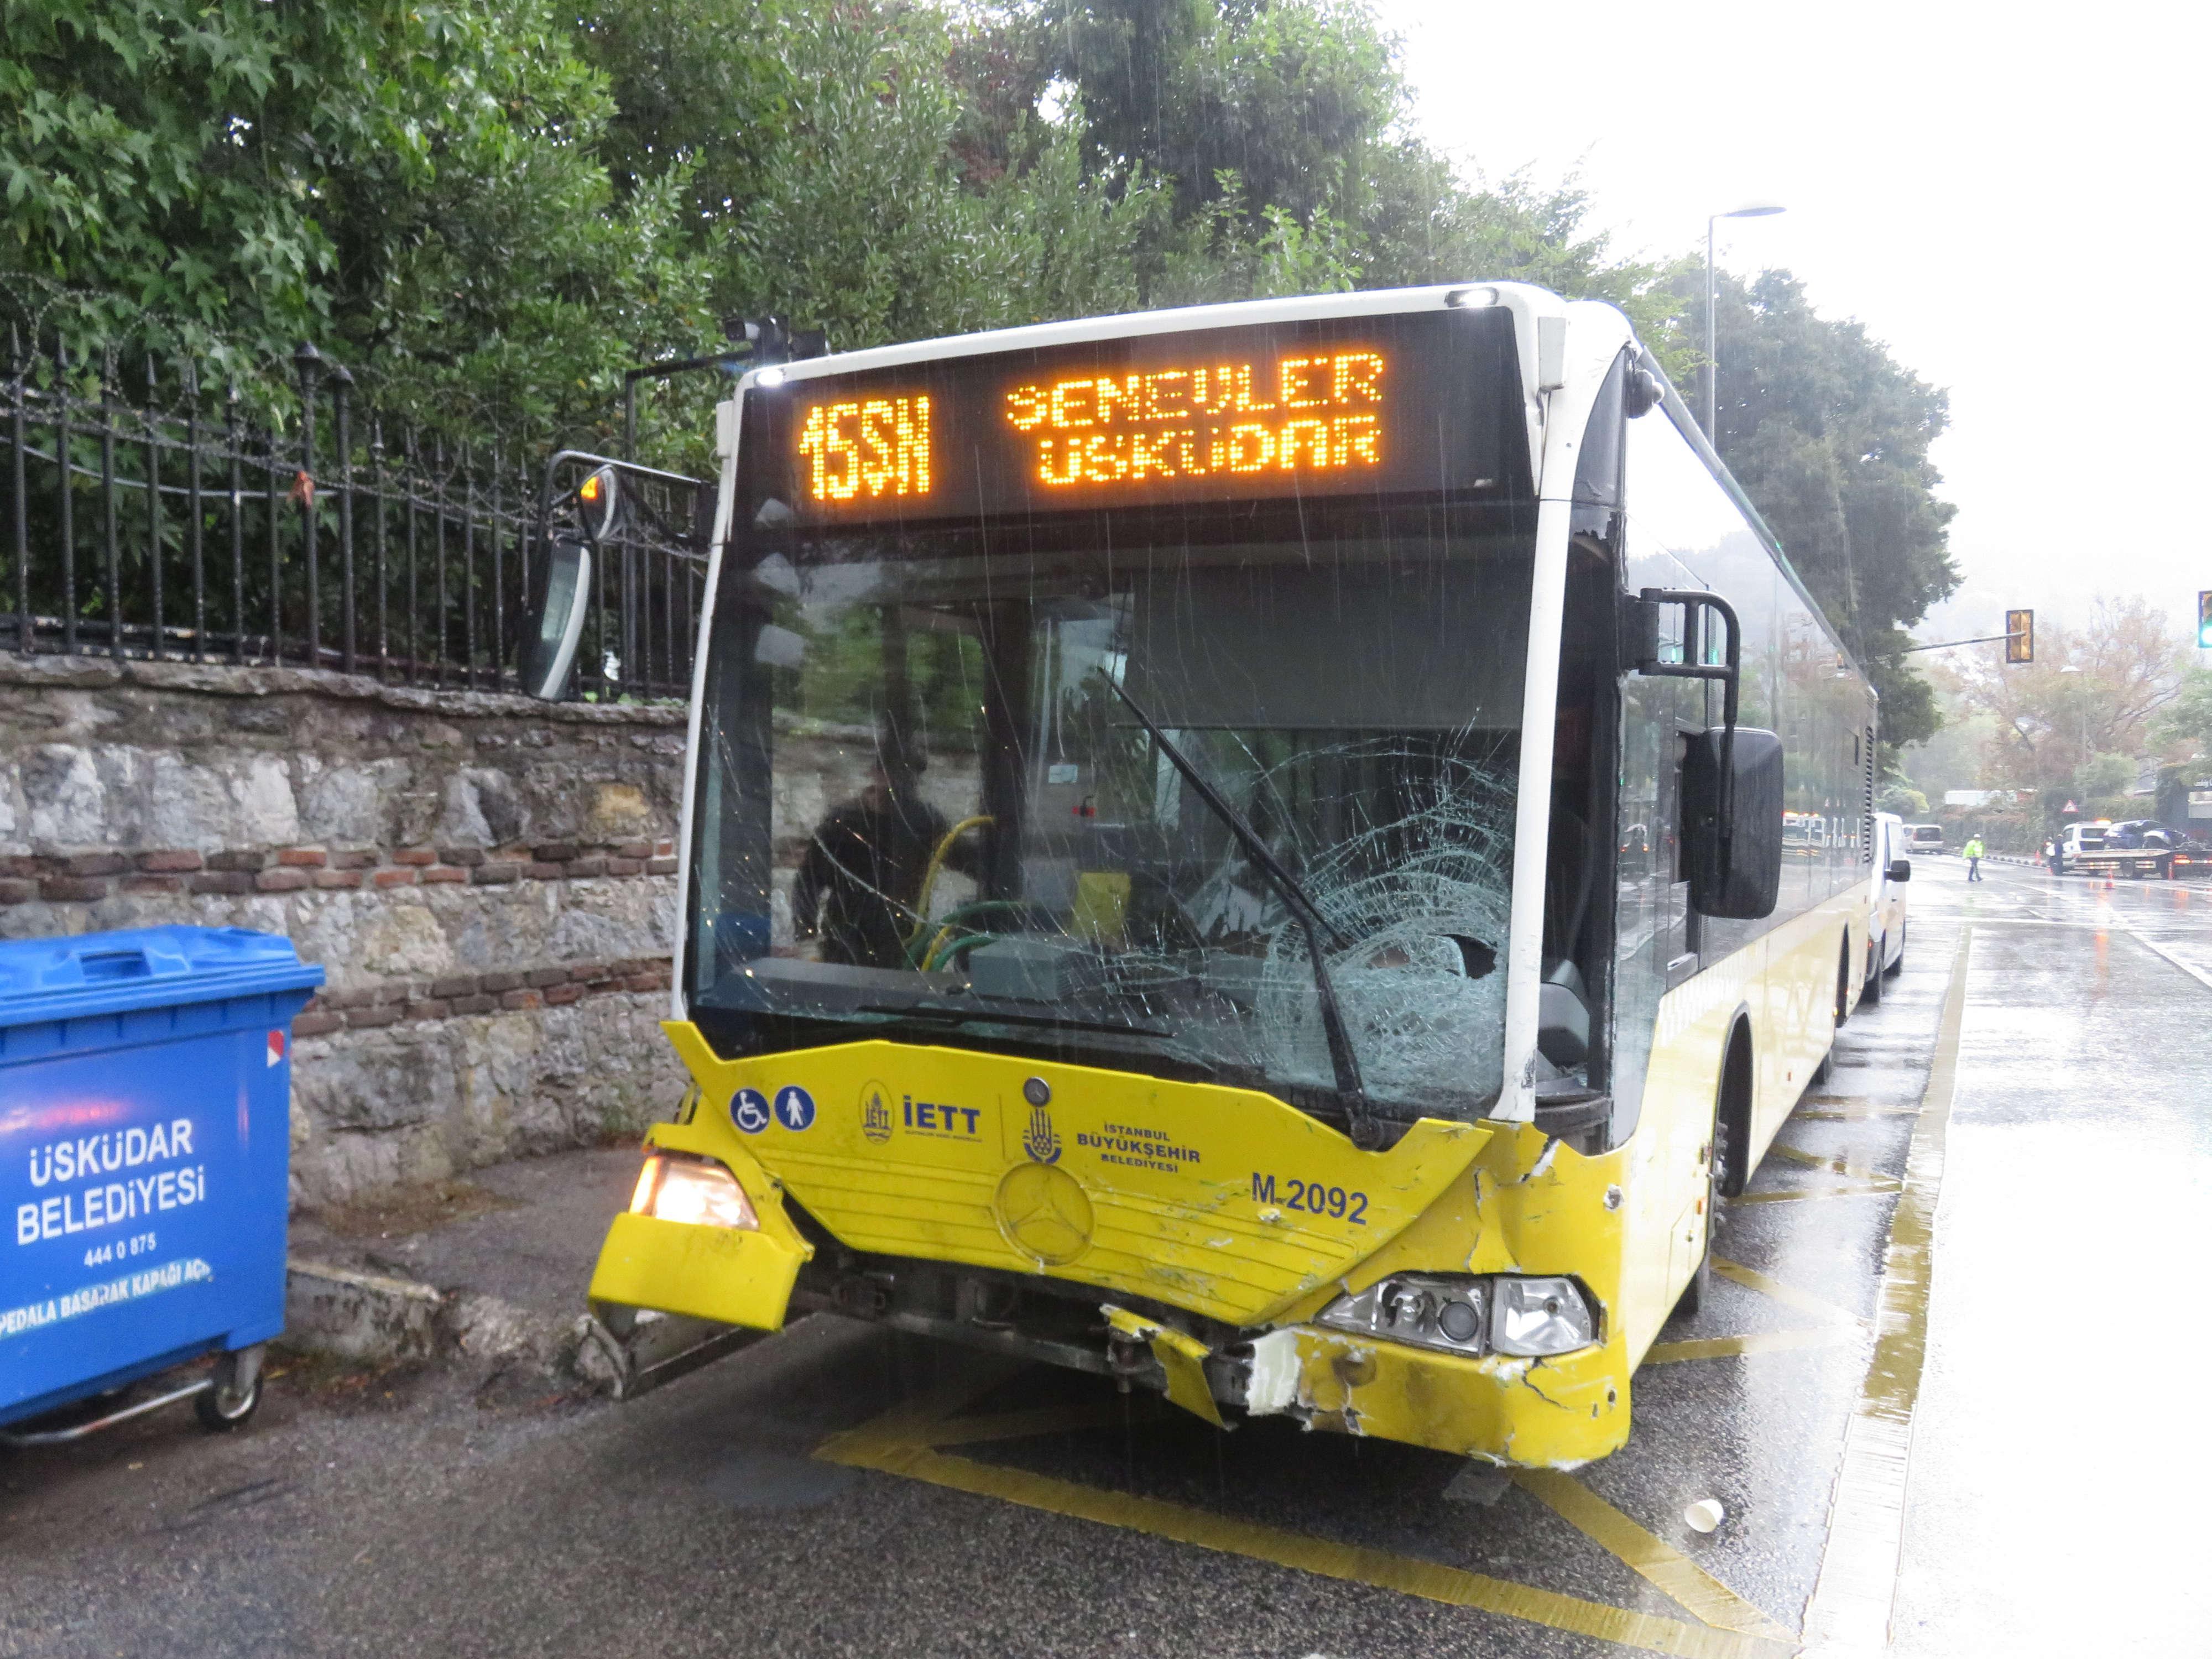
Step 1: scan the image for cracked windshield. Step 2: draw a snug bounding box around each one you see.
[692,514,1534,1120]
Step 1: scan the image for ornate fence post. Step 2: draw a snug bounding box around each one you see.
[332,363,356,674]
[9,327,27,655]
[186,362,205,662]
[56,342,75,655]
[372,419,389,679]
[294,342,324,669]
[227,383,245,666]
[100,349,120,660]
[144,357,164,659]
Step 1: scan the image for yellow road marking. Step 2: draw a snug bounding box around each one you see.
[1709,1259,1867,1328]
[1644,1328,1856,1364]
[1803,925,1971,1650]
[818,1375,1793,1658]
[1765,1144,1893,1185]
[1514,1469,1797,1642]
[821,1431,1791,1658]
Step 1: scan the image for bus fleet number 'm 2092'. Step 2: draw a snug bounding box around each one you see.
[1251,1173,1368,1224]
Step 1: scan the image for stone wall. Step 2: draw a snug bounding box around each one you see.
[0,656,690,1210]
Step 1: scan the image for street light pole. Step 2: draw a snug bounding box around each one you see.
[1704,202,1787,448]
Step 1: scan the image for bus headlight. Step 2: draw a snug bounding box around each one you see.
[1316,1274,1597,1359]
[1317,1274,1490,1355]
[630,1153,757,1230]
[1490,1276,1595,1357]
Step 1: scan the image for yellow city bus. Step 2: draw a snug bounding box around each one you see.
[574,284,1875,1467]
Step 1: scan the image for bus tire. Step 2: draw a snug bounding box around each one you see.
[1861,948,1884,1005]
[1677,1217,1715,1318]
[1678,1102,1730,1319]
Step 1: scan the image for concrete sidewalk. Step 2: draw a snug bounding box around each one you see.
[283,1145,644,1389]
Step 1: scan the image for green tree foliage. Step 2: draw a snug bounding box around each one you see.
[1699,270,1958,752]
[1,0,718,435]
[723,5,1168,346]
[1038,0,1397,231]
[2151,665,2212,763]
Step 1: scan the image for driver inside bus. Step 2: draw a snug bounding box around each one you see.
[792,734,980,970]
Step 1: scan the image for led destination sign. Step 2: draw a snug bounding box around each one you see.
[796,394,932,504]
[754,308,1524,524]
[1003,350,1386,489]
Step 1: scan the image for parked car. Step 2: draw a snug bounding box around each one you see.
[1863,813,1911,1003]
[1903,823,1945,855]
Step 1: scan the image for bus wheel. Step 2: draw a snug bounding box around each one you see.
[1861,946,1884,1005]
[1677,1119,1725,1317]
[1681,1036,1749,1317]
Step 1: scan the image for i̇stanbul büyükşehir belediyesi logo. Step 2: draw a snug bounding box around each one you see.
[1023,1102,1061,1165]
[860,1083,893,1145]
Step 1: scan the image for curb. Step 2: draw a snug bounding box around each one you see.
[283,1258,620,1392]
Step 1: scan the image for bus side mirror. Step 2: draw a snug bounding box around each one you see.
[1887,858,1912,883]
[1684,727,1783,919]
[519,535,591,701]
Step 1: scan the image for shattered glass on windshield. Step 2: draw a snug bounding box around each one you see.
[689,517,1533,1123]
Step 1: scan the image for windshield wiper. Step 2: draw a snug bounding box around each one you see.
[1102,679,1382,1148]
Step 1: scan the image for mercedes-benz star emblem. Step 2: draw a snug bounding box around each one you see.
[993,1162,1094,1265]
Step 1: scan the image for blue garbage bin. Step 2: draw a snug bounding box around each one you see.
[0,926,322,1441]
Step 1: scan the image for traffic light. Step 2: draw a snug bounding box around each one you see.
[2199,592,2212,650]
[2005,608,2034,664]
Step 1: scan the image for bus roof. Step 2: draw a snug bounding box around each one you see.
[734,283,1557,389]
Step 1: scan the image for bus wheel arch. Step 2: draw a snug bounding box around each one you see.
[1714,1014,1754,1199]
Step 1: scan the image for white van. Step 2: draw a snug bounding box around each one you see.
[1903,823,1945,855]
[1863,812,1911,1003]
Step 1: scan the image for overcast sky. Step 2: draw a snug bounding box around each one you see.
[1380,0,2209,645]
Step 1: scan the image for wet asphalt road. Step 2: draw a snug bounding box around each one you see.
[5,855,2205,1657]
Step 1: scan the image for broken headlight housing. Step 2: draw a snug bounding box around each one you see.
[629,1152,757,1230]
[1316,1273,1595,1359]
[1489,1275,1597,1357]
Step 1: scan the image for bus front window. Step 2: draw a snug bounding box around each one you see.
[690,512,1535,1125]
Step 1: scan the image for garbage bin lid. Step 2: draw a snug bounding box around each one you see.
[0,925,324,1027]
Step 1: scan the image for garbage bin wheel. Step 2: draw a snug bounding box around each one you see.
[195,1350,265,1433]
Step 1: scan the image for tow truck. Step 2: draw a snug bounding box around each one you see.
[2060,819,2208,879]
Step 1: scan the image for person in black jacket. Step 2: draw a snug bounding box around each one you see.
[794,743,975,969]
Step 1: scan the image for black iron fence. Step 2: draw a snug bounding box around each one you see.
[1,336,711,700]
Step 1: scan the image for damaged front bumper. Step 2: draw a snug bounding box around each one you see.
[1232,1324,1626,1468]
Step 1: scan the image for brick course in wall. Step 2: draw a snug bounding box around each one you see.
[289,957,673,1037]
[0,838,677,905]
